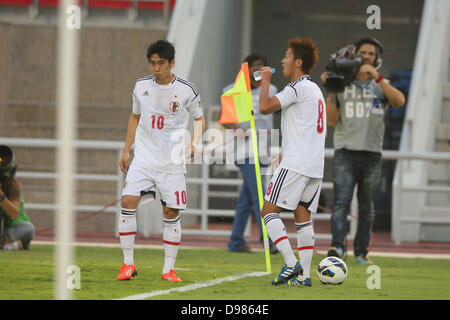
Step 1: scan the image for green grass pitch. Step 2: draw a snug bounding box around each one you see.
[1,244,449,300]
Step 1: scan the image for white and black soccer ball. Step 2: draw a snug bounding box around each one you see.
[317,256,348,285]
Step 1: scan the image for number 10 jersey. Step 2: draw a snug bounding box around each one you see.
[131,74,203,175]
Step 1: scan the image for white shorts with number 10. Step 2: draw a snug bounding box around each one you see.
[264,166,322,212]
[122,163,187,210]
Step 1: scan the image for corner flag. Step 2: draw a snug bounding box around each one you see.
[219,62,272,273]
[219,62,253,124]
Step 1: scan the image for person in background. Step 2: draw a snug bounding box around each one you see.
[221,53,278,254]
[320,37,405,264]
[0,145,35,251]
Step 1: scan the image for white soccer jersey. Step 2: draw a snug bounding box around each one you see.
[131,74,203,174]
[275,75,327,178]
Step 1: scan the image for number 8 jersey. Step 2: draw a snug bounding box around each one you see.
[274,75,327,178]
[131,75,203,174]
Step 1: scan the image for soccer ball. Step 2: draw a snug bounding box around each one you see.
[317,256,348,285]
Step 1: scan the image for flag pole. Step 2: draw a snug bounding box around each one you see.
[244,62,271,273]
[248,114,272,273]
[219,62,272,273]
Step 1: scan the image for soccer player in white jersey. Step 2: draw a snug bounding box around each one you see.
[117,40,205,282]
[259,37,326,286]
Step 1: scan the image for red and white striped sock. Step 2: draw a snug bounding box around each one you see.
[162,216,181,274]
[119,208,137,265]
[296,221,315,279]
[263,213,297,266]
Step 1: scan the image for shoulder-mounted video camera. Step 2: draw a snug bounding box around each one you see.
[324,37,383,93]
[0,145,17,193]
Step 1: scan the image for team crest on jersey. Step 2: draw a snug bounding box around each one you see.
[169,95,180,114]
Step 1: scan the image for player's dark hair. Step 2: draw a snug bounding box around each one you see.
[288,37,319,74]
[244,53,268,68]
[146,40,175,63]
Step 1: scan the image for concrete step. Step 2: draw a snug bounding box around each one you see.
[419,206,450,242]
[10,146,122,174]
[427,162,450,183]
[421,206,450,220]
[435,141,450,152]
[442,100,450,123]
[27,209,117,234]
[9,102,131,126]
[426,183,450,207]
[6,122,126,140]
[20,178,120,234]
[6,155,121,235]
[436,123,450,140]
[435,140,450,152]
[443,83,450,122]
[443,83,450,98]
[20,178,119,205]
[427,159,450,207]
[435,122,450,151]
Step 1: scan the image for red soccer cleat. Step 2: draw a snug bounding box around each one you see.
[117,263,137,280]
[161,269,182,282]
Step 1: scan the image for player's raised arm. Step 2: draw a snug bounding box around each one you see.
[259,66,281,114]
[120,112,140,173]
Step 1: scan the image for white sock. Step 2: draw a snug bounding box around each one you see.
[3,241,20,250]
[296,221,315,279]
[162,216,181,274]
[119,208,137,265]
[263,213,297,266]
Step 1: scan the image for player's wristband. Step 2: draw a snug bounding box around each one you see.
[375,73,384,83]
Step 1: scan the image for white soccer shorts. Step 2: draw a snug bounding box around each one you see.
[122,163,188,210]
[264,166,322,212]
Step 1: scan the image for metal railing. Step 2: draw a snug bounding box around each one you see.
[181,149,358,241]
[0,137,355,241]
[0,138,124,231]
[1,136,449,244]
[392,151,450,245]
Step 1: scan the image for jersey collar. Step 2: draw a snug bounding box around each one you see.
[152,74,177,87]
[290,75,311,85]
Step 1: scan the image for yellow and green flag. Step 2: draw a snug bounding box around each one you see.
[219,62,272,273]
[219,62,253,124]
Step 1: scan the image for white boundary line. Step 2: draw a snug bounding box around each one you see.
[116,272,270,300]
[32,241,450,259]
[361,251,450,260]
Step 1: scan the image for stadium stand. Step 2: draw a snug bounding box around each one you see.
[0,0,175,10]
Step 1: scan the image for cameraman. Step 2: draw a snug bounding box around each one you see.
[320,37,405,264]
[0,145,34,250]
